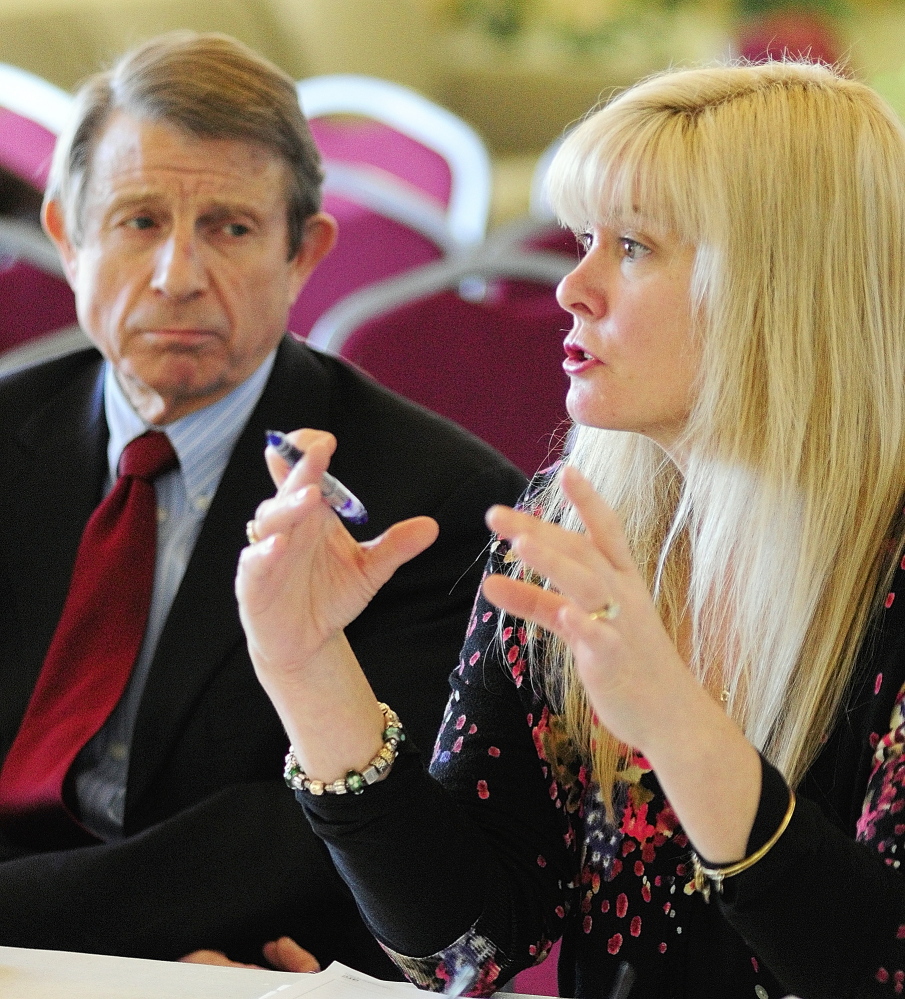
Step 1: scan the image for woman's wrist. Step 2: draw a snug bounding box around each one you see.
[286,703,405,794]
[254,633,389,784]
[642,675,762,864]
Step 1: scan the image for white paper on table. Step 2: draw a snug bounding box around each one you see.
[256,962,420,999]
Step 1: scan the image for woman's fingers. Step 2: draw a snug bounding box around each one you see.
[482,573,569,632]
[178,949,263,969]
[486,503,617,614]
[485,466,639,618]
[252,484,325,543]
[261,937,321,973]
[237,499,440,662]
[560,465,636,573]
[359,516,439,589]
[254,436,335,534]
[263,428,337,490]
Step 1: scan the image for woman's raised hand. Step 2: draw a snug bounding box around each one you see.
[235,430,438,782]
[484,464,762,863]
[237,429,438,677]
[483,464,687,754]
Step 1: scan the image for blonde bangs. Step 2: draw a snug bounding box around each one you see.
[543,85,703,243]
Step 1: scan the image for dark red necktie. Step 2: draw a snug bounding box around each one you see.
[0,431,178,840]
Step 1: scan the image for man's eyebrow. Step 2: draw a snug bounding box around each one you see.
[102,190,167,214]
[101,192,266,223]
[198,202,264,222]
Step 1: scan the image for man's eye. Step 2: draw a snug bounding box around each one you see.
[127,216,155,231]
[224,223,250,237]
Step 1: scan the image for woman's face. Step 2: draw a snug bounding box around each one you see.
[557,221,699,456]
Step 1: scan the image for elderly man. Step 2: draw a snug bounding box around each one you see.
[0,32,525,973]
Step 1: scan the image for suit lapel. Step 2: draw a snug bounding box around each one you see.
[1,354,107,751]
[0,353,107,755]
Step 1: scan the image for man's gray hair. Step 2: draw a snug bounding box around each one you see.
[46,30,323,257]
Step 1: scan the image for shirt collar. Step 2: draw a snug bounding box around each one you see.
[103,351,277,506]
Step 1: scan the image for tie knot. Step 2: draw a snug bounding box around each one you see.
[118,431,179,481]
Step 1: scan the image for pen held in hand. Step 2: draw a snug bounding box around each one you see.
[265,430,369,525]
[443,962,479,999]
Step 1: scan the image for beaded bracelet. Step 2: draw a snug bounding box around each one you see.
[691,787,796,902]
[284,703,405,795]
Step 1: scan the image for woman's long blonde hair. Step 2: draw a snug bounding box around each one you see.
[523,61,905,803]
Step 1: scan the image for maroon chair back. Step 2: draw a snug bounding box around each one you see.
[0,258,77,354]
[287,190,444,339]
[309,117,453,206]
[291,75,492,338]
[339,278,571,476]
[0,108,57,190]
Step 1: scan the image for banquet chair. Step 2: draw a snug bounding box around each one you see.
[0,66,77,356]
[0,63,72,190]
[307,245,575,477]
[0,217,78,356]
[297,73,491,247]
[288,180,455,339]
[289,74,492,338]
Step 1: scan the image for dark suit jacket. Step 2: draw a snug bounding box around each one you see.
[0,336,526,971]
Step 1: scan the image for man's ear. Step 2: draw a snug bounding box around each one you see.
[286,212,338,305]
[41,199,79,288]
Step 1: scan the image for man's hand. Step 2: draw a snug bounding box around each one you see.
[178,936,320,972]
[262,937,321,972]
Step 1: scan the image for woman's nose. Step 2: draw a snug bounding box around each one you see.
[556,251,605,319]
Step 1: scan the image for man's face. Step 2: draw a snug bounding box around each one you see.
[44,111,335,424]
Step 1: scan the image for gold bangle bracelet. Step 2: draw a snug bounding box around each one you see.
[692,787,796,903]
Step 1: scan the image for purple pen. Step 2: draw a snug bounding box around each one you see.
[265,430,368,524]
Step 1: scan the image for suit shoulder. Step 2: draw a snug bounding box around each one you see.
[0,348,103,425]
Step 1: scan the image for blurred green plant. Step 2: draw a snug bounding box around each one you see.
[736,0,848,16]
[454,0,535,41]
[453,0,850,44]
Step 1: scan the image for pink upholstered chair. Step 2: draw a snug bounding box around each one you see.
[0,65,77,357]
[307,246,574,477]
[0,63,71,190]
[0,218,78,356]
[290,74,492,338]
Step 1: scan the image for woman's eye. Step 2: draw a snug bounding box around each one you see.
[576,232,593,253]
[620,237,650,260]
[127,216,155,231]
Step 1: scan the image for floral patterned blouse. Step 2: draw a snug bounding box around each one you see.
[301,516,905,999]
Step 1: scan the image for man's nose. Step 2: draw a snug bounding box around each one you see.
[150,230,208,299]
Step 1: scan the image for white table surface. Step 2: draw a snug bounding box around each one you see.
[0,945,302,999]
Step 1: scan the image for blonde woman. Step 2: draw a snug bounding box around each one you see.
[237,61,905,997]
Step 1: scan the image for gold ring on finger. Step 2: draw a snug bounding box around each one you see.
[589,602,620,622]
[246,519,260,545]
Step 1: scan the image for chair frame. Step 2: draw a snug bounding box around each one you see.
[321,161,459,254]
[0,325,89,375]
[0,218,65,277]
[307,243,574,355]
[298,73,492,248]
[0,63,72,135]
